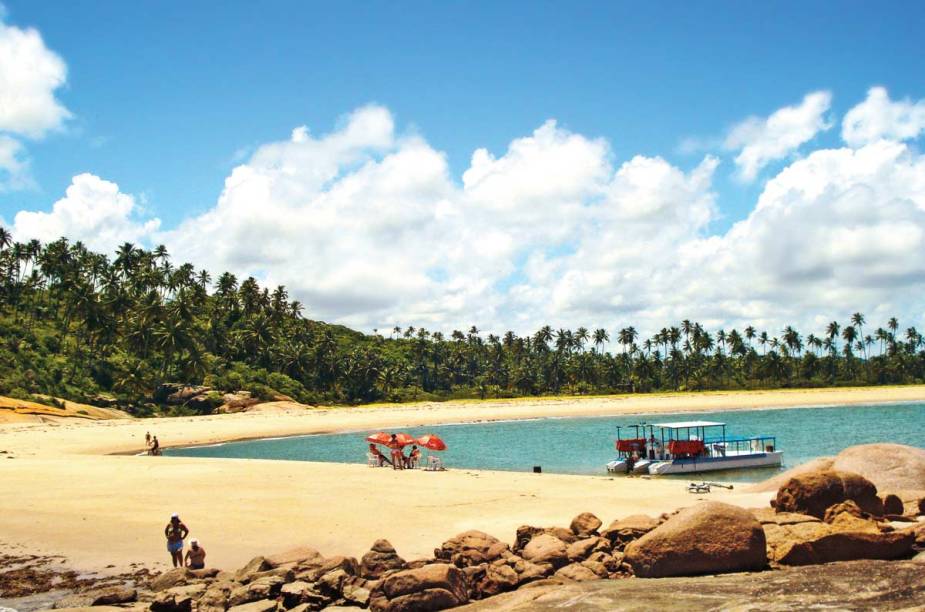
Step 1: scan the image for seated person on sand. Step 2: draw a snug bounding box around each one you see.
[185,538,206,569]
[165,513,190,568]
[369,443,390,466]
[388,434,404,470]
[406,445,421,469]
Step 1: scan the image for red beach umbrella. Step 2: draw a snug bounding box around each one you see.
[365,432,392,445]
[393,433,416,447]
[416,434,447,451]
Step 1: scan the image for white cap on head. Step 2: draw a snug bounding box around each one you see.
[191,538,199,545]
[171,513,179,519]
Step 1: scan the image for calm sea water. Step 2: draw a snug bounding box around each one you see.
[166,402,925,482]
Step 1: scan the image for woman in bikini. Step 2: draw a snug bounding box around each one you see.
[164,513,189,567]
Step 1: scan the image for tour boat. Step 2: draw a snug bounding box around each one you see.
[608,420,783,475]
[606,424,653,475]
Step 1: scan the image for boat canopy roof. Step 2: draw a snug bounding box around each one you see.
[652,420,725,429]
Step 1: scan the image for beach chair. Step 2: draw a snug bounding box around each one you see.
[426,455,445,471]
[366,452,380,467]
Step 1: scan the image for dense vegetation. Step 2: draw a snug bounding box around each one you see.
[1,227,924,415]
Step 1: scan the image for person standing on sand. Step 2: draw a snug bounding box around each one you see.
[145,432,151,447]
[164,513,189,567]
[388,434,404,470]
[185,538,206,569]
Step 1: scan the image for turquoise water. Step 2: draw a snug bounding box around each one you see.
[166,402,925,482]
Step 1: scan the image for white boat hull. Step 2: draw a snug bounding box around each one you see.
[606,459,652,475]
[647,451,783,475]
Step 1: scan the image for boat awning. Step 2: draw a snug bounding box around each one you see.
[652,420,725,429]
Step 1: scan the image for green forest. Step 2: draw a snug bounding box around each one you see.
[1,227,924,416]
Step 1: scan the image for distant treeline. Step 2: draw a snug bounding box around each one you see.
[1,227,923,415]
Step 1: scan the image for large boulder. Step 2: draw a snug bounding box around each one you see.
[774,470,883,518]
[521,534,569,569]
[361,539,407,579]
[830,444,925,492]
[747,457,835,492]
[370,563,469,612]
[151,568,194,592]
[753,507,915,565]
[624,502,766,578]
[513,526,577,552]
[434,530,509,567]
[599,514,660,551]
[554,563,600,582]
[879,489,925,517]
[266,545,325,569]
[569,512,603,537]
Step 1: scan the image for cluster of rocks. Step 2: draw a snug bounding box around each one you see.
[152,384,271,414]
[46,467,924,612]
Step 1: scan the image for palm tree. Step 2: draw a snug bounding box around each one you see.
[592,328,609,354]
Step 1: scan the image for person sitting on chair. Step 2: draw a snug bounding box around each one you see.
[369,443,389,466]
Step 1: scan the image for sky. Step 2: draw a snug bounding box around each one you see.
[2,1,925,339]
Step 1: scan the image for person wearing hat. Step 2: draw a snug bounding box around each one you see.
[185,538,206,570]
[164,513,189,567]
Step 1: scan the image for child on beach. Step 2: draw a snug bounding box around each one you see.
[164,513,189,567]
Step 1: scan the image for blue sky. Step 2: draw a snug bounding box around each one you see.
[2,1,925,336]
[5,1,924,230]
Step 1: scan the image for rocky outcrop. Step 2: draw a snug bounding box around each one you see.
[434,531,509,568]
[773,470,883,518]
[599,514,660,551]
[569,512,602,537]
[216,391,262,414]
[370,563,469,612]
[521,534,569,569]
[624,502,766,578]
[458,559,925,611]
[829,443,925,492]
[360,539,407,579]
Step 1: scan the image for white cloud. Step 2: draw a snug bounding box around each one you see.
[16,91,925,339]
[12,173,160,253]
[842,86,925,147]
[0,17,70,138]
[0,134,33,191]
[725,91,832,181]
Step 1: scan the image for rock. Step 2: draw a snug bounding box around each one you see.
[776,529,915,566]
[189,567,221,579]
[822,500,870,523]
[299,555,359,582]
[566,537,603,562]
[361,539,407,579]
[830,443,925,492]
[434,530,509,567]
[266,545,325,568]
[513,526,576,552]
[599,514,660,551]
[342,581,372,607]
[457,559,925,611]
[624,502,767,578]
[150,590,193,612]
[197,582,235,612]
[522,534,569,568]
[569,512,603,537]
[235,556,273,583]
[150,568,194,592]
[156,384,210,405]
[747,457,836,492]
[882,493,905,516]
[774,470,883,518]
[279,581,330,609]
[226,600,278,612]
[370,563,468,611]
[216,391,261,413]
[554,563,600,582]
[473,563,519,598]
[880,489,925,517]
[514,559,552,584]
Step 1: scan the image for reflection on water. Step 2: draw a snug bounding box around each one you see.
[167,402,925,483]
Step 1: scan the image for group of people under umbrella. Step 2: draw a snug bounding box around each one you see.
[366,432,447,470]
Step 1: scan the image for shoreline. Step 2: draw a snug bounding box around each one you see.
[1,385,924,577]
[160,396,925,454]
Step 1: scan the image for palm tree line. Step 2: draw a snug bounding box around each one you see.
[1,229,923,413]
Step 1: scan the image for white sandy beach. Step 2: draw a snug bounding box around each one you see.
[1,385,923,574]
